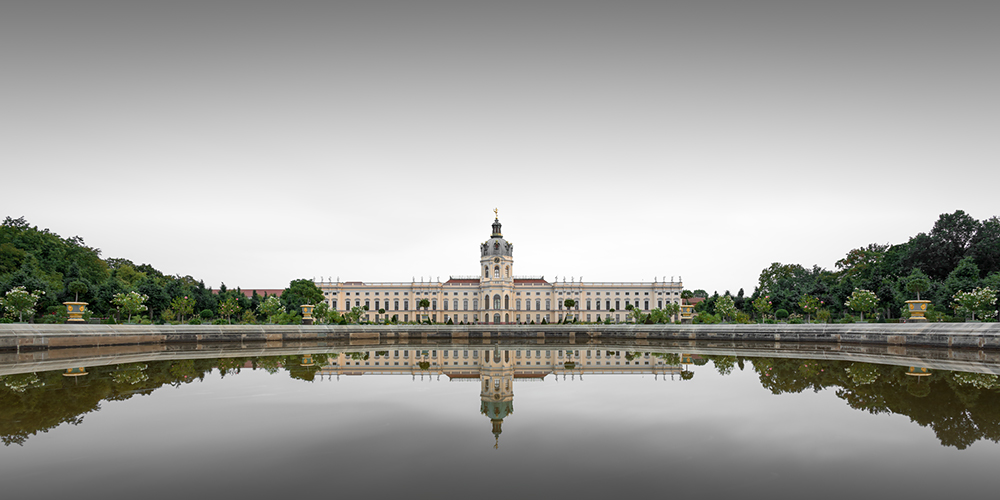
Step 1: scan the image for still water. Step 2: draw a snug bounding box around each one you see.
[2,344,999,499]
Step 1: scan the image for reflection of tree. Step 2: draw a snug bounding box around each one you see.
[0,354,336,446]
[753,358,1000,450]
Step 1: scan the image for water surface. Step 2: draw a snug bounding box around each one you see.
[1,345,998,499]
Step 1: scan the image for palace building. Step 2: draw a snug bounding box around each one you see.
[316,215,683,324]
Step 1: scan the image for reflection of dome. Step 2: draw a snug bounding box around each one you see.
[481,400,513,421]
[481,399,513,448]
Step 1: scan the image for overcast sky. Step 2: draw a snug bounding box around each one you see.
[3,0,998,294]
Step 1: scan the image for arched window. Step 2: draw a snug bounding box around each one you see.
[505,266,509,277]
[644,300,649,310]
[484,266,489,278]
[505,313,509,323]
[493,313,501,324]
[494,266,500,278]
[516,299,521,310]
[443,300,448,310]
[463,299,468,310]
[394,300,399,310]
[453,299,458,310]
[535,299,541,310]
[404,300,409,310]
[473,299,479,309]
[493,295,501,309]
[504,295,509,309]
[545,299,551,310]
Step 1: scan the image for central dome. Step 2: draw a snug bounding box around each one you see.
[481,218,513,258]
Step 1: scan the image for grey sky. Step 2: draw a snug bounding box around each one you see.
[2,0,998,294]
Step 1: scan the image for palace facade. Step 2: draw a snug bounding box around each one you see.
[316,216,683,324]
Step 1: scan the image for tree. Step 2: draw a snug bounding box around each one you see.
[418,298,430,309]
[798,294,822,323]
[661,302,680,322]
[112,291,148,323]
[944,257,981,303]
[628,306,645,324]
[256,296,284,324]
[1,286,44,322]
[845,289,878,321]
[905,210,981,280]
[563,299,576,322]
[67,280,88,302]
[752,295,772,322]
[345,306,365,324]
[218,296,241,324]
[170,295,196,323]
[970,216,1000,277]
[715,294,736,322]
[953,287,997,321]
[280,279,324,312]
[903,268,931,301]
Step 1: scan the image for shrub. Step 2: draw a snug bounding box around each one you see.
[200,309,214,319]
[775,309,789,320]
[213,318,227,325]
[188,318,202,325]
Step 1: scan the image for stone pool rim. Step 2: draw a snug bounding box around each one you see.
[3,322,1000,352]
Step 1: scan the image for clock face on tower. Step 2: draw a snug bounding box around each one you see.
[493,257,500,263]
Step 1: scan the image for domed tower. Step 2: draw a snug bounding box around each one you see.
[480,345,514,448]
[480,210,515,323]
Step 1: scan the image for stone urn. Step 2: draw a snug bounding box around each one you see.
[905,300,931,322]
[63,302,88,323]
[680,304,695,324]
[300,304,315,325]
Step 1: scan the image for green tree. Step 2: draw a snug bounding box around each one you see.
[715,294,736,322]
[67,280,88,302]
[170,295,196,323]
[798,294,822,323]
[112,291,148,323]
[280,279,324,312]
[218,296,241,324]
[953,287,997,321]
[1,286,44,322]
[256,296,284,324]
[563,299,576,323]
[845,289,879,321]
[904,268,932,300]
[970,216,1000,276]
[944,257,981,304]
[752,295,772,322]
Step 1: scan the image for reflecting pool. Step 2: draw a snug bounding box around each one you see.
[2,343,999,499]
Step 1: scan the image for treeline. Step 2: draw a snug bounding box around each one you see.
[0,216,322,324]
[691,210,1000,322]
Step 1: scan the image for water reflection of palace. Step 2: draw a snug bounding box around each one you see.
[315,347,685,447]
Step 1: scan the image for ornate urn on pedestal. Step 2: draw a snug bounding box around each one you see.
[905,300,931,322]
[300,304,315,325]
[63,302,88,323]
[680,304,695,324]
